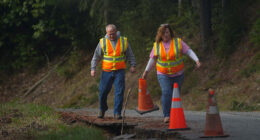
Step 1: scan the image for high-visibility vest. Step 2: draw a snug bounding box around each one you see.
[100,36,128,71]
[153,38,184,74]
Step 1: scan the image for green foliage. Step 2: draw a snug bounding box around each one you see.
[214,0,248,58]
[0,0,46,72]
[250,17,260,48]
[168,8,199,39]
[117,0,178,61]
[0,0,102,74]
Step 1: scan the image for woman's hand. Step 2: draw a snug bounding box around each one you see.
[195,61,201,69]
[142,71,148,79]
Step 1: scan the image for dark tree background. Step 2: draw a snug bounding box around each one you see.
[0,0,258,76]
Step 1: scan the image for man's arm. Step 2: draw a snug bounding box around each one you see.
[125,42,136,73]
[125,42,136,67]
[91,42,102,76]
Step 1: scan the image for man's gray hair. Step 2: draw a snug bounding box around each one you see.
[106,24,117,31]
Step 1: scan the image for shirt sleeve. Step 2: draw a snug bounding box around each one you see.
[91,42,102,71]
[181,40,190,54]
[125,42,136,67]
[186,49,199,62]
[145,57,156,72]
[149,47,157,58]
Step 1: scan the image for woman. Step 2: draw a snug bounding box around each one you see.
[142,24,201,123]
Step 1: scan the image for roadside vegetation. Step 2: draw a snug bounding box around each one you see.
[0,0,260,138]
[0,101,106,140]
[1,0,259,110]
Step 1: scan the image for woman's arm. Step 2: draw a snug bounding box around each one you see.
[142,57,156,79]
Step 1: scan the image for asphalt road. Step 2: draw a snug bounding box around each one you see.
[179,111,260,140]
[125,109,260,140]
[59,108,260,140]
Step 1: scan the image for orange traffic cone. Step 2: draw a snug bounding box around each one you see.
[168,83,189,130]
[135,78,159,115]
[200,89,229,138]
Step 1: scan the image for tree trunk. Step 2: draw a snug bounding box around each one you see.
[192,0,200,8]
[222,0,230,23]
[199,0,211,49]
[191,0,200,15]
[222,0,230,11]
[178,0,182,17]
[104,0,109,25]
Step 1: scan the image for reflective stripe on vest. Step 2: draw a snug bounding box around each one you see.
[100,37,128,70]
[154,38,184,74]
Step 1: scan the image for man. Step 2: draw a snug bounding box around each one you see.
[91,24,136,119]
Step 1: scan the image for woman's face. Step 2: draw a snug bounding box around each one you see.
[162,28,171,42]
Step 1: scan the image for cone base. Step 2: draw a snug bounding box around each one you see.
[167,127,190,131]
[200,134,229,138]
[135,105,159,115]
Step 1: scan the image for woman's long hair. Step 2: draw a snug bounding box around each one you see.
[155,24,174,43]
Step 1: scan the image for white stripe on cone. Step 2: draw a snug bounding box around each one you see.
[208,106,219,114]
[171,101,182,108]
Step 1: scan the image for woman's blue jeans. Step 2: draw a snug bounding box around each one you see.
[157,74,184,117]
[99,69,125,115]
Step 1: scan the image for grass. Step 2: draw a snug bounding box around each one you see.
[89,84,99,93]
[0,100,60,128]
[230,100,260,111]
[55,50,85,79]
[182,88,207,111]
[0,101,106,140]
[62,94,84,108]
[240,51,260,77]
[182,62,199,94]
[36,124,106,140]
[62,83,99,108]
[62,93,98,109]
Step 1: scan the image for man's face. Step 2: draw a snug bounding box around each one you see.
[106,27,117,40]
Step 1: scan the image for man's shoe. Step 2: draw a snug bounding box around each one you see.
[114,114,122,120]
[97,111,105,118]
[164,117,169,123]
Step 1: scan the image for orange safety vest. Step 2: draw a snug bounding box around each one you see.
[100,36,128,71]
[153,38,184,74]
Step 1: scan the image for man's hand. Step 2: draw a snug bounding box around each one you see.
[130,66,136,73]
[91,70,96,77]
